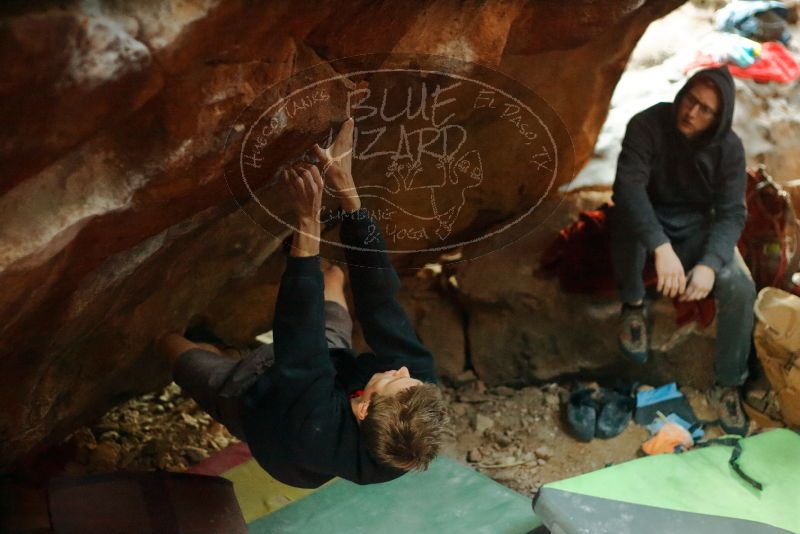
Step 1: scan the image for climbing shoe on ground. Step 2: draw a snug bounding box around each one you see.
[566,388,599,442]
[595,389,635,439]
[711,386,749,436]
[619,303,648,364]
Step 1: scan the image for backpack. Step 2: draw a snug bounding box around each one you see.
[753,287,800,427]
[737,165,800,291]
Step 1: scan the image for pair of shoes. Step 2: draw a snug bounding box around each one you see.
[619,303,648,364]
[711,386,749,436]
[567,386,635,442]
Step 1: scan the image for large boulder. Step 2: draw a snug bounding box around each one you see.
[0,0,684,467]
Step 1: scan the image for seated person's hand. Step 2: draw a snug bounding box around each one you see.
[679,264,715,302]
[285,163,324,224]
[654,243,686,299]
[312,118,360,212]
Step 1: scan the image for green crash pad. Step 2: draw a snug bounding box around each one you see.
[249,457,539,533]
[534,428,800,533]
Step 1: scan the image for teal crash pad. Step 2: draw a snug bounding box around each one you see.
[248,457,539,533]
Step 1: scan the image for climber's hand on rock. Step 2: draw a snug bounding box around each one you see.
[285,163,323,224]
[312,118,360,212]
[285,163,322,257]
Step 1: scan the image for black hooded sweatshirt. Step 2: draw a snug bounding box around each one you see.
[611,66,747,272]
[240,210,437,489]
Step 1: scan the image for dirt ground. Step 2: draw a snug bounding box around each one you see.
[56,374,733,499]
[439,374,732,496]
[441,380,647,496]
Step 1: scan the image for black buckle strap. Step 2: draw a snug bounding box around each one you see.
[696,437,764,491]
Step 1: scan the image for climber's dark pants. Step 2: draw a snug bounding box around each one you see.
[173,301,353,440]
[609,209,756,387]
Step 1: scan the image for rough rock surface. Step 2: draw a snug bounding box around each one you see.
[0,0,685,467]
[403,191,718,387]
[397,269,467,380]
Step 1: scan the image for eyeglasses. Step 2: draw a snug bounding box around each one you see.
[682,92,719,118]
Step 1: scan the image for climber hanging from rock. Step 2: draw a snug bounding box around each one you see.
[157,119,449,488]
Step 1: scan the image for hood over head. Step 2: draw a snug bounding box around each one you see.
[673,66,736,147]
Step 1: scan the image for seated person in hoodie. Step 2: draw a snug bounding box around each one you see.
[158,120,449,487]
[610,66,756,436]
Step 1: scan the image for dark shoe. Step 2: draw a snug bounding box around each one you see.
[619,303,648,364]
[567,389,599,442]
[595,390,635,439]
[712,386,749,436]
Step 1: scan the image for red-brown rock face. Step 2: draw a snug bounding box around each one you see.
[0,0,684,468]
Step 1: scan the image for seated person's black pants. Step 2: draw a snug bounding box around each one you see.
[609,208,756,387]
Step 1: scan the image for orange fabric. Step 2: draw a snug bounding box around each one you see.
[642,422,694,455]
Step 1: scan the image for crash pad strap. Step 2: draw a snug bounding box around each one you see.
[696,437,763,491]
